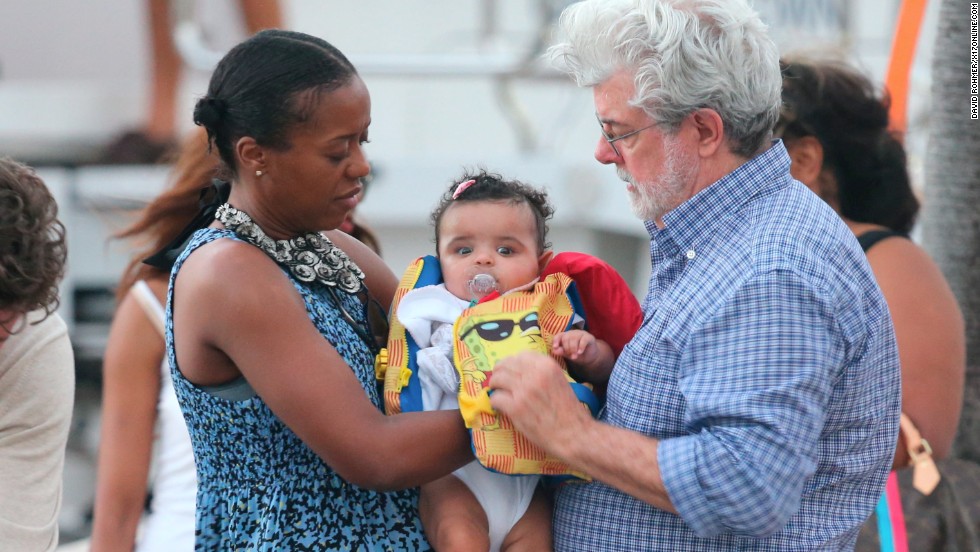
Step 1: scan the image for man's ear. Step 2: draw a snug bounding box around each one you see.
[690,108,725,158]
[784,135,825,190]
[235,136,265,176]
[538,250,555,272]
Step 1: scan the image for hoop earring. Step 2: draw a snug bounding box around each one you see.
[255,170,264,177]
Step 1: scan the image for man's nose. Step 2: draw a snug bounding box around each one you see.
[595,137,619,165]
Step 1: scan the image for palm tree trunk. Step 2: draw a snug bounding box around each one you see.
[920,0,980,462]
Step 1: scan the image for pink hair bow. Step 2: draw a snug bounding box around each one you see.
[452,179,476,200]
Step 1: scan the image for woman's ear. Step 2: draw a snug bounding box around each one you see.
[785,136,825,192]
[235,136,265,176]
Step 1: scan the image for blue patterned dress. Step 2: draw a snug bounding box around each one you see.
[166,228,431,551]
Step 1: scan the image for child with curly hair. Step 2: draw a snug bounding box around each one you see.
[398,169,640,551]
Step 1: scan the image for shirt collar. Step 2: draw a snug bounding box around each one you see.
[646,140,793,251]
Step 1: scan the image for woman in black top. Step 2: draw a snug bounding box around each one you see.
[777,56,965,468]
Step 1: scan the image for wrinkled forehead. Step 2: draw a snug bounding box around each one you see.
[593,70,651,120]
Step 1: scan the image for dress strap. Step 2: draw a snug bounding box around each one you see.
[132,280,166,338]
[856,229,907,253]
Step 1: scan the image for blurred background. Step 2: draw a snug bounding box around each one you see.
[0,0,938,544]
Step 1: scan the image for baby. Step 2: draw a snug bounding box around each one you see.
[396,170,617,551]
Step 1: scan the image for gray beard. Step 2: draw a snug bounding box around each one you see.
[617,148,691,222]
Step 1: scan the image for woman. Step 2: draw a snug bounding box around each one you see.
[92,129,386,551]
[168,30,470,548]
[90,129,214,551]
[777,57,966,467]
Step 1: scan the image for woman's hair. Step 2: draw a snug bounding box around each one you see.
[548,0,781,157]
[193,29,357,175]
[0,157,67,326]
[778,57,919,233]
[430,168,554,254]
[113,128,220,301]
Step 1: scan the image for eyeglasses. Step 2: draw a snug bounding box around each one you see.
[596,113,658,157]
[325,286,389,356]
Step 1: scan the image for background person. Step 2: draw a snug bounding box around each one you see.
[486,1,902,550]
[89,128,216,552]
[100,0,283,164]
[168,29,471,549]
[0,157,74,551]
[776,56,966,467]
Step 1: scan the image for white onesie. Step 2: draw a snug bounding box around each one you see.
[397,284,539,552]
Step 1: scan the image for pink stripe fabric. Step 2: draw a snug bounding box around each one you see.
[885,472,909,552]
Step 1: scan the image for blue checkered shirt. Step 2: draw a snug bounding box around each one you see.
[554,142,901,551]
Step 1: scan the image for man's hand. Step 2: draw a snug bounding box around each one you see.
[489,352,674,512]
[487,351,593,458]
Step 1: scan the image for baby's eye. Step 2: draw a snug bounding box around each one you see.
[496,246,513,256]
[456,246,473,255]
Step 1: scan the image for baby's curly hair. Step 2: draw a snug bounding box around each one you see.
[430,168,554,254]
[0,158,68,331]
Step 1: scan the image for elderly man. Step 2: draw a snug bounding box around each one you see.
[488,1,901,550]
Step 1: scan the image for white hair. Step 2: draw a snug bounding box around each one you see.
[617,132,694,221]
[548,0,781,157]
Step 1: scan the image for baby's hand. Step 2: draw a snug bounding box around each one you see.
[552,329,598,365]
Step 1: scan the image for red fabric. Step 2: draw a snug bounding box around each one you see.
[542,252,642,356]
[477,290,501,304]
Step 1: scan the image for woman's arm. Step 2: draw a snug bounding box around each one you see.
[866,238,965,465]
[90,279,168,551]
[173,240,471,491]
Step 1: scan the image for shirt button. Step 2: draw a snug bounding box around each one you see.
[686,249,696,260]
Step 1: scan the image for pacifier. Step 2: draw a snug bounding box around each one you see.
[466,273,499,300]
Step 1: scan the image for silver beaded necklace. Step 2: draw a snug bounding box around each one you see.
[214,203,365,294]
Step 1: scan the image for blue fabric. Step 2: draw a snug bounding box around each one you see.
[553,142,901,551]
[875,492,895,552]
[166,228,430,551]
[400,255,443,413]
